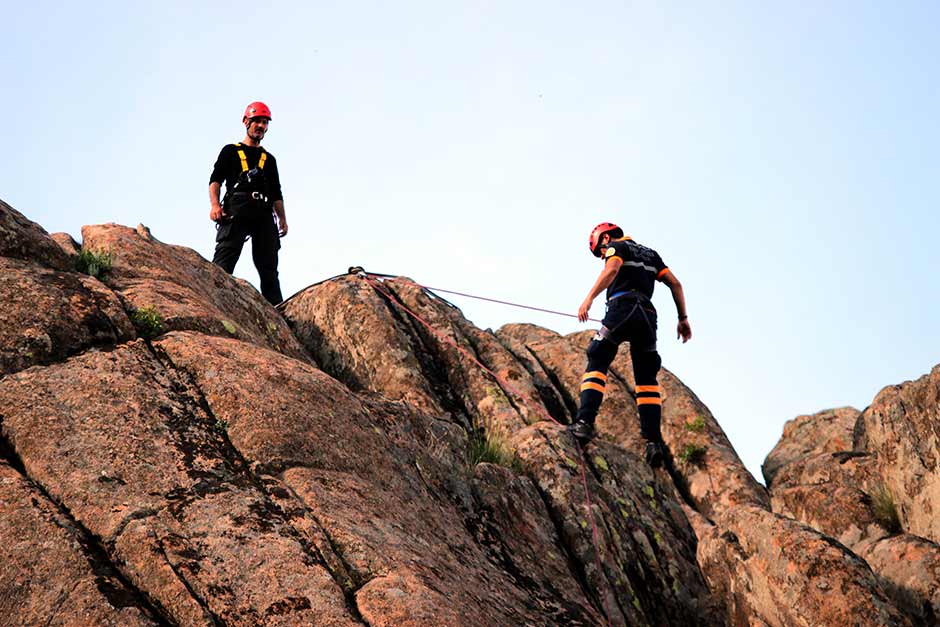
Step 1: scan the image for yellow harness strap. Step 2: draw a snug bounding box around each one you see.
[235,143,249,172]
[235,143,266,171]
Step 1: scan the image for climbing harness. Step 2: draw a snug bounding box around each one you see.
[235,142,268,176]
[222,143,271,221]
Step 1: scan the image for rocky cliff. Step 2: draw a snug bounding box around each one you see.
[0,198,936,626]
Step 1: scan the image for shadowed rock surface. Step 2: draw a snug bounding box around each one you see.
[857,366,940,542]
[283,276,719,626]
[2,200,938,626]
[764,378,940,625]
[495,323,770,521]
[0,199,72,270]
[695,505,912,627]
[0,256,135,375]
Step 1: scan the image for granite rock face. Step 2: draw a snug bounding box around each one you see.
[0,199,72,271]
[283,276,719,626]
[857,366,940,542]
[762,407,860,487]
[0,256,134,375]
[764,373,940,625]
[2,201,938,626]
[495,323,770,521]
[0,461,161,627]
[82,222,309,362]
[0,341,358,627]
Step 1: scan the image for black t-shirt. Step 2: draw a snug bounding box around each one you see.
[209,143,283,202]
[602,237,669,300]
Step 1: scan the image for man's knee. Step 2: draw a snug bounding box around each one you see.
[632,347,662,383]
[586,337,617,371]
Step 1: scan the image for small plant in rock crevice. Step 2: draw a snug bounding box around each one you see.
[76,248,113,278]
[467,429,522,472]
[871,486,902,534]
[130,306,163,339]
[678,443,707,466]
[685,415,706,433]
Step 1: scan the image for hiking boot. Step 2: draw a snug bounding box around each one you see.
[568,420,595,443]
[645,441,665,468]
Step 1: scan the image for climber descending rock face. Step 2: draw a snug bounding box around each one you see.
[569,223,691,468]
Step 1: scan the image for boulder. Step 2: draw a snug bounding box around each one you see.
[765,372,940,625]
[856,366,940,542]
[769,449,889,548]
[0,256,134,376]
[285,276,557,438]
[50,231,81,258]
[858,534,940,625]
[697,506,912,627]
[81,223,308,362]
[282,276,448,414]
[6,203,940,626]
[0,198,72,270]
[762,407,860,487]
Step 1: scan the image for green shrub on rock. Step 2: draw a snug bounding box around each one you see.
[76,248,113,278]
[130,306,163,339]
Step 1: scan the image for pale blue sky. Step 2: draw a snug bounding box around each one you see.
[4,1,937,481]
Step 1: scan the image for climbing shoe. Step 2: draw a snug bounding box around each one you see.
[645,441,665,468]
[569,420,595,443]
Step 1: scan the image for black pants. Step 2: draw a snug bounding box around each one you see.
[576,294,663,442]
[212,215,283,305]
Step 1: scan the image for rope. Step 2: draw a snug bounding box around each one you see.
[278,267,603,323]
[409,283,602,324]
[360,273,615,626]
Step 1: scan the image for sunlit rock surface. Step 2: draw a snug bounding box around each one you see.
[1,198,937,626]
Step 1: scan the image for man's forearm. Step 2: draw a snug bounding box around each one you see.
[209,182,222,209]
[670,283,688,319]
[273,200,286,223]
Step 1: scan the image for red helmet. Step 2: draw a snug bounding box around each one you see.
[243,101,272,121]
[588,222,624,257]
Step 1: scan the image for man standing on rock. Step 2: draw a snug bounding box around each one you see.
[569,222,692,467]
[209,101,287,305]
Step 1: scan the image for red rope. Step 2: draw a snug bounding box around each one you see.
[361,273,615,626]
